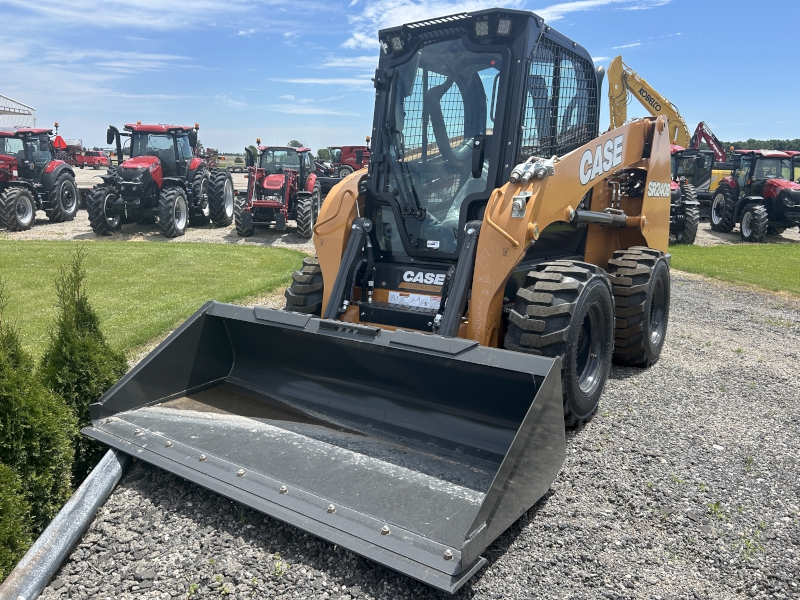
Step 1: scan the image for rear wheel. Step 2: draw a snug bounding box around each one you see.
[284,257,324,315]
[0,187,36,231]
[338,165,354,179]
[189,169,210,227]
[606,247,670,368]
[296,184,321,239]
[46,172,79,222]
[234,195,254,237]
[158,187,188,238]
[209,169,234,226]
[504,261,614,427]
[709,186,735,232]
[740,203,768,243]
[86,184,120,235]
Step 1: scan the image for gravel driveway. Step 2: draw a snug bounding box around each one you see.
[38,271,800,600]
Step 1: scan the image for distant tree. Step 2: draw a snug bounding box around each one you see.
[234,156,243,164]
[287,140,303,148]
[721,138,800,152]
[195,140,205,155]
[317,148,331,161]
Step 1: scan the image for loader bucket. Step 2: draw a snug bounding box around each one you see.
[84,302,565,594]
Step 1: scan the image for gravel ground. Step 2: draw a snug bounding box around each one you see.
[692,222,800,246]
[38,271,800,600]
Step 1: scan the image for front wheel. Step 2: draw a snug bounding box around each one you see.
[295,184,321,239]
[234,195,254,237]
[158,187,188,238]
[189,169,210,227]
[208,169,234,226]
[740,203,768,243]
[283,256,324,315]
[86,184,121,235]
[606,247,670,368]
[504,261,614,427]
[46,172,79,222]
[709,186,735,233]
[0,186,36,231]
[338,166,354,179]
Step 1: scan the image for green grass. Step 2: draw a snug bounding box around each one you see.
[0,241,304,358]
[670,244,800,296]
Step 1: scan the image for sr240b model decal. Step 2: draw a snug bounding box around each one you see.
[647,181,671,198]
[580,134,624,185]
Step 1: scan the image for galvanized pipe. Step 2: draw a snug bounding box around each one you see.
[0,450,132,600]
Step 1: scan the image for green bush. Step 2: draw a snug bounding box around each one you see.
[0,281,75,533]
[0,462,33,580]
[40,248,127,481]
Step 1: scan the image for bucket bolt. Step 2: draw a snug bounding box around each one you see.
[381,525,390,535]
[134,429,142,436]
[165,441,173,448]
[237,469,245,477]
[327,504,336,513]
[199,454,207,462]
[279,486,288,494]
[443,549,454,560]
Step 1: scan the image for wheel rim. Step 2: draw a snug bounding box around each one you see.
[104,193,120,228]
[199,180,209,217]
[174,196,188,230]
[575,302,606,395]
[224,180,234,217]
[649,275,667,347]
[711,194,724,225]
[61,182,76,211]
[17,194,34,226]
[741,211,752,238]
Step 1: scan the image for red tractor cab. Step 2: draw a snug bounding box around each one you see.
[87,123,234,237]
[0,127,78,231]
[237,144,321,238]
[317,145,370,179]
[710,149,800,241]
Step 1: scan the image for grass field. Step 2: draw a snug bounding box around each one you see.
[670,243,800,296]
[0,241,304,358]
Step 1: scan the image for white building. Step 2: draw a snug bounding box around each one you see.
[0,94,36,128]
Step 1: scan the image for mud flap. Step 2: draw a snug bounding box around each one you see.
[84,302,565,594]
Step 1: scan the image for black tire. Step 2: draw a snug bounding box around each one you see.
[158,187,188,238]
[86,184,121,235]
[132,213,157,225]
[504,261,614,427]
[234,195,254,237]
[740,203,768,243]
[767,225,785,236]
[0,186,36,231]
[606,247,670,368]
[709,186,735,233]
[46,172,79,222]
[672,183,699,245]
[338,166,354,179]
[208,168,234,227]
[189,169,210,227]
[295,184,320,239]
[284,257,324,315]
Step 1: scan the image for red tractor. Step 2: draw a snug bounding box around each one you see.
[0,127,79,231]
[236,144,321,238]
[87,123,234,237]
[317,145,370,178]
[710,149,800,242]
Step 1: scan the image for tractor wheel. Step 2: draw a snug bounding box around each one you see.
[606,247,670,368]
[740,203,768,243]
[158,187,188,238]
[234,195,254,237]
[709,186,735,233]
[189,169,210,227]
[295,184,321,239]
[504,261,614,427]
[283,256,324,316]
[767,225,786,236]
[46,172,79,222]
[338,165,354,179]
[673,184,699,245]
[0,187,36,231]
[208,168,234,227]
[132,213,157,225]
[86,184,121,235]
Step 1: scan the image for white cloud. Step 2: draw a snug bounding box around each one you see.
[316,55,378,70]
[592,56,610,62]
[237,29,257,36]
[611,42,641,49]
[268,104,359,116]
[279,94,296,100]
[271,77,373,90]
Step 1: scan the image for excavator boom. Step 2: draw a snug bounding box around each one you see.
[690,121,727,163]
[607,55,690,147]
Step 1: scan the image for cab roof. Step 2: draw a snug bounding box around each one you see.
[734,149,792,159]
[258,146,311,153]
[0,127,54,137]
[123,124,195,134]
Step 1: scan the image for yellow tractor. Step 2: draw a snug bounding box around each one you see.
[84,9,672,594]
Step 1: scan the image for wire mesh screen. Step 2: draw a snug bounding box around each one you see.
[518,36,598,162]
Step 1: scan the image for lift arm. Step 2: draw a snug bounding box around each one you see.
[607,55,690,147]
[690,121,727,162]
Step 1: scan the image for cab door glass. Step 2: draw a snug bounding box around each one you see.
[735,158,751,196]
[176,135,193,175]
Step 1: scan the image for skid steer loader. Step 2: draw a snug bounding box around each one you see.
[84,9,671,594]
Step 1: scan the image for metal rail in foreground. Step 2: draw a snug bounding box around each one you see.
[0,450,132,600]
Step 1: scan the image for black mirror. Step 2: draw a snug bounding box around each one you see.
[106,127,115,146]
[188,131,198,148]
[245,147,255,168]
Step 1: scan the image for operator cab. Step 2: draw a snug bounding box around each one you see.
[671,146,713,191]
[0,128,56,180]
[732,150,793,197]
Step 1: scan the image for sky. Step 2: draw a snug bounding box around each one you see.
[1,0,797,152]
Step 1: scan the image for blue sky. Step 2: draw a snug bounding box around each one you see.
[1,0,797,152]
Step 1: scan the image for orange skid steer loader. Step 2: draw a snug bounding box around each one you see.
[85,9,672,594]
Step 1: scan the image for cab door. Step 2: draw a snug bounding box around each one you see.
[734,157,752,197]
